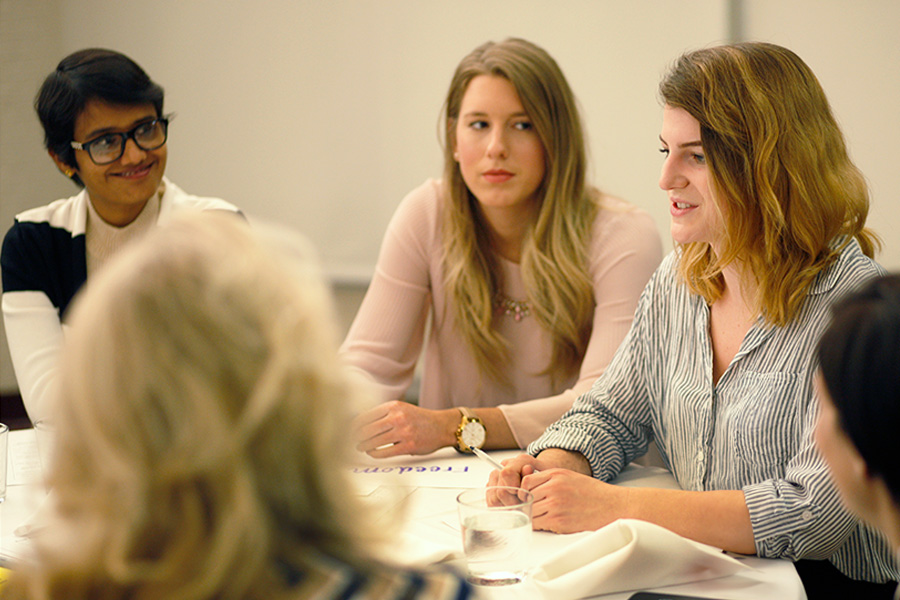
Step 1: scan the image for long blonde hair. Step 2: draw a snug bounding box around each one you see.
[659,42,879,325]
[8,213,382,599]
[441,38,599,384]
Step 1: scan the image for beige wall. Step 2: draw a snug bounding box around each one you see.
[2,1,898,393]
[0,0,73,394]
[742,0,900,273]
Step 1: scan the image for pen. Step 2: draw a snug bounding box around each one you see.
[471,447,505,471]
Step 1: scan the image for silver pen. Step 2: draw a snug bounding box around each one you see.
[471,446,505,470]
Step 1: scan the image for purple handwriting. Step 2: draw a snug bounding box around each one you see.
[351,465,470,474]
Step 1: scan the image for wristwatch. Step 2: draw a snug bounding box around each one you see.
[454,407,486,453]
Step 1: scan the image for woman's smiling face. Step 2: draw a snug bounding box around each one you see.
[61,100,167,226]
[658,105,724,249]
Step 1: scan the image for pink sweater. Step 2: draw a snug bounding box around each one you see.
[341,179,662,446]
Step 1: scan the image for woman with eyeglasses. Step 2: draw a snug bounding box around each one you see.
[341,38,662,458]
[1,48,241,424]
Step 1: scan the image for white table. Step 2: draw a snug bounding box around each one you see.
[2,431,805,598]
[351,448,807,600]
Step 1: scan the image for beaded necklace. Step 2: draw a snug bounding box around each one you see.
[495,294,531,322]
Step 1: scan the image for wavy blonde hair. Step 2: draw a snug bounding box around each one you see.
[659,42,879,325]
[7,213,384,599]
[441,38,599,384]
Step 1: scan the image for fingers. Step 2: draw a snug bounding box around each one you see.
[486,454,541,489]
[351,402,390,429]
[364,442,404,459]
[486,485,531,507]
[487,469,501,487]
[493,467,523,488]
[353,401,404,452]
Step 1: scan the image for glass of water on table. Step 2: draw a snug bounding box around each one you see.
[457,486,534,586]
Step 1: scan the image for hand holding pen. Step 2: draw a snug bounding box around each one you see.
[471,447,506,471]
[472,447,544,491]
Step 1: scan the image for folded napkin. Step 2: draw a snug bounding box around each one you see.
[531,519,750,599]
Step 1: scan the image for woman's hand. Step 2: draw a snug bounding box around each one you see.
[487,448,625,533]
[522,468,630,533]
[488,453,544,488]
[488,447,592,487]
[353,401,455,457]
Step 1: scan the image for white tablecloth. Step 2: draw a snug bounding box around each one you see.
[352,448,807,600]
[1,432,806,598]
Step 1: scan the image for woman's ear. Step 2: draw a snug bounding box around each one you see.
[847,445,889,514]
[49,150,76,178]
[448,120,459,162]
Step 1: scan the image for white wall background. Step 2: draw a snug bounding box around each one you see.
[1,0,898,394]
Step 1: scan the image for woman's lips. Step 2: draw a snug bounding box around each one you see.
[670,199,697,217]
[483,170,513,183]
[114,163,153,179]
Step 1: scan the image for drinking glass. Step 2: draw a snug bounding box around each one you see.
[457,486,534,586]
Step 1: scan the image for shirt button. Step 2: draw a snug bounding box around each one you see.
[801,510,813,521]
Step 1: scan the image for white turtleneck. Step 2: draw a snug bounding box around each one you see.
[85,185,163,276]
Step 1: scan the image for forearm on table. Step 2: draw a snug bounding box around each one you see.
[624,487,756,554]
[536,447,592,475]
[469,407,518,449]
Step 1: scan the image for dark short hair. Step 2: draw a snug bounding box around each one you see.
[35,48,164,183]
[818,274,900,505]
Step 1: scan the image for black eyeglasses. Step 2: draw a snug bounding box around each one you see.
[70,116,171,165]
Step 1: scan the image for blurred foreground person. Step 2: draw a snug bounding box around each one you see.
[3,212,473,599]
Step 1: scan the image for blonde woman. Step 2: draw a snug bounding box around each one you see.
[343,38,662,457]
[493,42,898,596]
[3,213,473,599]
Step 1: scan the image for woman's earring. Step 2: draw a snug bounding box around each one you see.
[453,151,460,162]
[63,168,74,178]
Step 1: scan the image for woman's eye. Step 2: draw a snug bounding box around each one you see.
[92,135,119,151]
[513,121,534,131]
[135,122,155,137]
[659,147,670,157]
[468,120,488,130]
[692,153,706,165]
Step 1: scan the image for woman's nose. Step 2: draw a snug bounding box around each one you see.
[119,137,147,165]
[486,129,508,159]
[658,156,685,190]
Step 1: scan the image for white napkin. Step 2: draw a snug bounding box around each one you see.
[531,519,751,599]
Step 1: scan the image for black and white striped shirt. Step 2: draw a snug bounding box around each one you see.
[529,239,899,583]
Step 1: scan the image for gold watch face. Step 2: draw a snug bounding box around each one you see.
[461,420,486,449]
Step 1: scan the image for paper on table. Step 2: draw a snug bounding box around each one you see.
[349,448,498,493]
[7,430,41,487]
[531,519,750,600]
[365,486,467,567]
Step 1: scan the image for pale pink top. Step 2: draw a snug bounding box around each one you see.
[340,179,663,446]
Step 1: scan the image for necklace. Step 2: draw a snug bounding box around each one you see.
[495,294,531,322]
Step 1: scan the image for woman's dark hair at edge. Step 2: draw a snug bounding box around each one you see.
[818,274,900,506]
